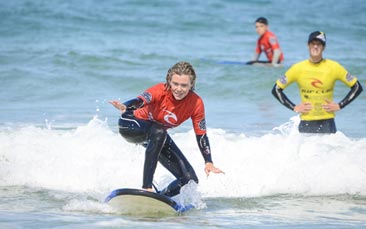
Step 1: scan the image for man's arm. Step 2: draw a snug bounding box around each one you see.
[339,81,363,109]
[271,84,296,111]
[271,49,282,66]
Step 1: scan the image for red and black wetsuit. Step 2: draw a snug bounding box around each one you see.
[118,83,212,197]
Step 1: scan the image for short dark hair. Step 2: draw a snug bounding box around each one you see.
[255,17,268,25]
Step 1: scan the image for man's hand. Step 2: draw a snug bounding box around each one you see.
[294,102,313,114]
[322,99,340,112]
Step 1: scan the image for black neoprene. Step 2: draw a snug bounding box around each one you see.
[271,84,296,111]
[338,81,363,109]
[196,134,213,163]
[123,97,144,110]
[118,113,199,197]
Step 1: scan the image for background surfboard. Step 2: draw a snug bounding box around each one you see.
[200,58,270,65]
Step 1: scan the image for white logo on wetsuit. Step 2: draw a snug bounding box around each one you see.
[163,109,177,125]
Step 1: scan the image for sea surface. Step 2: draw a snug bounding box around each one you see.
[1,0,366,228]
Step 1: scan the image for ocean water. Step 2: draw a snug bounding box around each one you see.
[1,0,366,228]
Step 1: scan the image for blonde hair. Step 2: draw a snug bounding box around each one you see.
[165,61,196,91]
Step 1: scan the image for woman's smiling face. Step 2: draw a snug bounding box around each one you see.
[169,73,192,100]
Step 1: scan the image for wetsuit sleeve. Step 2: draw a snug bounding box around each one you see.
[339,80,363,109]
[271,84,296,111]
[196,134,213,163]
[123,98,144,110]
[268,33,281,50]
[255,40,261,55]
[191,96,207,135]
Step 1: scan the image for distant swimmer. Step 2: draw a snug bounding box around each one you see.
[109,61,224,197]
[272,31,363,134]
[247,17,284,67]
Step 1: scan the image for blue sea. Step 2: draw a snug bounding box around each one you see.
[1,0,366,228]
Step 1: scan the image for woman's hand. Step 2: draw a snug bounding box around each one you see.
[109,100,127,113]
[204,162,225,177]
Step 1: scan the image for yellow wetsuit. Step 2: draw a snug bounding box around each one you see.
[276,59,358,121]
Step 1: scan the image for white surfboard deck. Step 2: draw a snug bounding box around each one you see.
[105,188,193,215]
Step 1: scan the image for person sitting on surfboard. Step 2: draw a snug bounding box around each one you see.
[109,61,224,197]
[272,31,363,133]
[247,17,284,67]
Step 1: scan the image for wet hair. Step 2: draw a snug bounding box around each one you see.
[255,17,268,25]
[166,61,196,91]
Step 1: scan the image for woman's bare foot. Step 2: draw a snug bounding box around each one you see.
[143,188,154,192]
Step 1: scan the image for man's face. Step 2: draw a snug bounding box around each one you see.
[255,22,268,36]
[308,40,325,58]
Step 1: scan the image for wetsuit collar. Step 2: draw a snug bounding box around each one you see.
[309,57,324,64]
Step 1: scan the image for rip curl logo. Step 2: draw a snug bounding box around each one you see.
[309,78,323,88]
[163,110,177,125]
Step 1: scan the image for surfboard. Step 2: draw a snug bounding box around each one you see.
[200,58,270,65]
[200,58,246,65]
[216,60,247,65]
[104,188,193,215]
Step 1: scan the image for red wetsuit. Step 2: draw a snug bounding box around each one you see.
[256,30,284,62]
[135,83,207,135]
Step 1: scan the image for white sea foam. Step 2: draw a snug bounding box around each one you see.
[1,116,366,200]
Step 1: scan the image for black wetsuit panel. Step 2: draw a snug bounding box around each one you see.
[298,118,337,134]
[118,112,198,197]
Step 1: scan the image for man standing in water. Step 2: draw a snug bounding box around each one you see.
[110,61,224,197]
[247,17,284,67]
[272,31,363,133]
